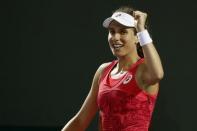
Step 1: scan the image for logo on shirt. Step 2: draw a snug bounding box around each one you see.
[123,74,133,84]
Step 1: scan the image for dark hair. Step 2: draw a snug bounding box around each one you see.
[113,6,148,58]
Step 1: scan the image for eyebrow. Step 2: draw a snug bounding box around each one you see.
[108,27,114,30]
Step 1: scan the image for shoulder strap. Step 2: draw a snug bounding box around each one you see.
[99,60,117,84]
[128,58,145,73]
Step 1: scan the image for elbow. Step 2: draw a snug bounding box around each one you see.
[149,71,164,85]
[157,70,164,80]
[153,70,164,82]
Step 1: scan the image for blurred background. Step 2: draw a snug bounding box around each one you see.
[1,0,197,130]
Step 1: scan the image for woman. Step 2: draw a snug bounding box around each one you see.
[62,5,164,131]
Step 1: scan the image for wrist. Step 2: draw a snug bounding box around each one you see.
[136,26,145,32]
[137,30,152,46]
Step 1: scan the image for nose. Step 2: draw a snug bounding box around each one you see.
[113,33,120,41]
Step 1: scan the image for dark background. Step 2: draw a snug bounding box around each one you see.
[1,0,197,131]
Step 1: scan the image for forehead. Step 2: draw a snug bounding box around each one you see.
[108,20,131,30]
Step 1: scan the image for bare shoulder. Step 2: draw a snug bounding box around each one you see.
[97,62,112,75]
[89,62,112,88]
[93,62,111,84]
[100,62,111,69]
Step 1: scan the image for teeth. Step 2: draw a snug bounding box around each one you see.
[114,45,121,47]
[113,44,123,48]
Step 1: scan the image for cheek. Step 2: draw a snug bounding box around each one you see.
[108,33,111,42]
[121,37,130,45]
[123,37,136,49]
[126,35,136,44]
[108,33,113,45]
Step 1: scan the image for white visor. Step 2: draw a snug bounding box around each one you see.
[103,12,137,28]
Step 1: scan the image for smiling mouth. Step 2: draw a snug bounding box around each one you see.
[113,44,124,50]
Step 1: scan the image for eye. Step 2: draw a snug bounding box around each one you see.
[120,29,127,35]
[109,30,115,35]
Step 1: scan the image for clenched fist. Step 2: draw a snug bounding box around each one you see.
[133,11,148,32]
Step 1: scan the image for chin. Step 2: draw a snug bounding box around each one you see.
[112,52,126,58]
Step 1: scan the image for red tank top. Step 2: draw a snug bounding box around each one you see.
[97,59,158,131]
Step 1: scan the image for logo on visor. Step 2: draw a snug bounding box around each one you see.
[115,14,121,17]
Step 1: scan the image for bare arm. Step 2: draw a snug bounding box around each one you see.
[134,11,164,87]
[61,63,110,131]
[136,44,162,94]
[141,43,164,85]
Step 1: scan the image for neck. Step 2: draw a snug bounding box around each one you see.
[117,54,140,72]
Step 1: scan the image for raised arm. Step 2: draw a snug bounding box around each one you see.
[61,63,109,131]
[134,11,164,87]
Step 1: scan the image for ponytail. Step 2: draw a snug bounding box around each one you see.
[136,42,144,58]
